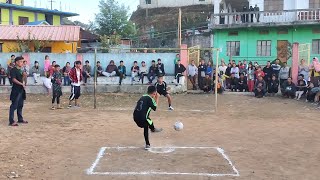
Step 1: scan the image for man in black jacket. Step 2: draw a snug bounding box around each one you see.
[157,59,165,76]
[148,60,158,84]
[198,59,207,90]
[238,73,248,92]
[174,59,186,85]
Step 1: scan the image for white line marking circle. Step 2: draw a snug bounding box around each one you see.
[147,147,176,154]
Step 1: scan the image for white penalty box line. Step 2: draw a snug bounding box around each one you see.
[86,146,240,177]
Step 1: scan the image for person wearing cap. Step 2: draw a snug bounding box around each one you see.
[9,56,28,126]
[138,61,148,84]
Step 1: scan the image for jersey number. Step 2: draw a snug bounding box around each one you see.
[136,101,144,111]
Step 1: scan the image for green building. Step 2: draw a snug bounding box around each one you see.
[211,8,320,65]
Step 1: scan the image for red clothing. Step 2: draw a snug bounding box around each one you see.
[48,65,55,76]
[254,70,265,78]
[69,67,83,83]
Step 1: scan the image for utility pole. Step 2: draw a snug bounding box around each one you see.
[177,8,182,48]
[48,0,55,10]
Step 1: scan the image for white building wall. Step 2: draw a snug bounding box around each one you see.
[249,0,264,11]
[139,0,213,9]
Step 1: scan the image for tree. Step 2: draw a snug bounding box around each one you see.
[95,0,135,38]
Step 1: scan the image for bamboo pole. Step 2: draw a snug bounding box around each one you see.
[94,48,97,109]
[215,48,219,112]
[179,8,182,48]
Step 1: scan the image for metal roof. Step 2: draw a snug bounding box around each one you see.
[0,25,81,41]
[0,3,79,17]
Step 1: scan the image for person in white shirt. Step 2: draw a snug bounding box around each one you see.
[138,61,148,84]
[43,74,52,96]
[230,63,240,78]
[188,60,198,90]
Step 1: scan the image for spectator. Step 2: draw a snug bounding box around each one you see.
[7,62,15,85]
[298,59,309,82]
[174,54,180,64]
[7,54,15,66]
[254,4,260,22]
[243,60,248,69]
[306,82,316,102]
[62,62,71,86]
[249,6,254,23]
[229,73,238,92]
[0,66,7,85]
[254,76,266,98]
[44,55,51,77]
[225,63,232,88]
[174,59,186,85]
[295,74,307,100]
[198,59,207,90]
[254,62,260,69]
[238,73,248,92]
[96,61,103,77]
[271,59,281,79]
[214,78,224,94]
[309,57,320,87]
[51,65,63,110]
[31,61,40,84]
[130,61,139,84]
[239,63,247,76]
[148,60,158,84]
[206,61,213,77]
[82,60,91,85]
[43,73,52,96]
[268,74,280,96]
[202,74,213,93]
[157,59,165,76]
[48,61,56,77]
[230,63,239,78]
[254,66,265,79]
[263,61,273,89]
[68,61,83,108]
[138,61,148,84]
[281,77,296,98]
[237,61,242,67]
[188,60,198,90]
[118,60,127,85]
[22,61,30,86]
[247,63,255,92]
[103,60,118,77]
[219,62,227,76]
[279,62,291,87]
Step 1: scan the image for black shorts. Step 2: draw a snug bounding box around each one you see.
[133,113,152,128]
[158,90,168,97]
[69,85,81,100]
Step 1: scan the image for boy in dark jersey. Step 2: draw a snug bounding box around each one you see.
[133,86,163,149]
[155,75,174,110]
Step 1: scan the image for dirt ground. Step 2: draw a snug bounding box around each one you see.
[1,93,320,180]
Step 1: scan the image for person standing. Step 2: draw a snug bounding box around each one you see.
[247,63,255,92]
[44,55,50,77]
[82,60,91,85]
[198,59,207,90]
[254,4,260,22]
[63,62,71,86]
[263,61,273,91]
[174,59,186,85]
[279,62,291,87]
[298,59,309,82]
[174,54,180,65]
[188,60,198,90]
[22,61,30,86]
[8,56,28,126]
[271,59,281,79]
[230,63,239,78]
[51,65,63,110]
[68,61,83,108]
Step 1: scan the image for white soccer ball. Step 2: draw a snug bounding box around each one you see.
[174,121,183,131]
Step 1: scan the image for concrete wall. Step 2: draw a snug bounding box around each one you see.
[0,52,178,75]
[139,0,213,9]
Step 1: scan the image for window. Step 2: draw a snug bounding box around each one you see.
[259,30,269,35]
[18,17,29,25]
[6,0,12,4]
[45,14,53,25]
[278,29,288,34]
[0,43,3,53]
[312,39,320,54]
[257,40,271,56]
[226,41,240,56]
[145,0,151,4]
[228,31,238,36]
[312,28,320,34]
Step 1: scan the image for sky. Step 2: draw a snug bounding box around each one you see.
[25,0,139,23]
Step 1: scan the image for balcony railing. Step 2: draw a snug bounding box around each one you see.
[209,8,320,29]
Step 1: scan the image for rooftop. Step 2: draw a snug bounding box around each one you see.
[0,3,79,17]
[0,25,80,41]
[209,8,320,29]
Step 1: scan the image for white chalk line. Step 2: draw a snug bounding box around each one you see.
[217,147,240,176]
[86,146,239,177]
[95,108,214,113]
